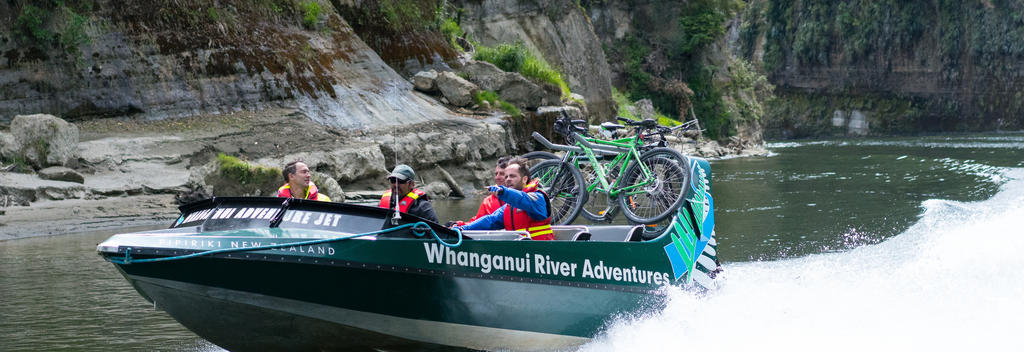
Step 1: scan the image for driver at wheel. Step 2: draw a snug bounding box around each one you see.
[452,157,553,240]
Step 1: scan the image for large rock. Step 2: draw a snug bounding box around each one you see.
[460,61,509,92]
[0,172,87,206]
[436,71,478,107]
[412,70,439,93]
[460,61,562,110]
[536,106,583,120]
[0,132,15,161]
[11,114,80,169]
[38,166,86,184]
[280,144,388,184]
[635,99,656,120]
[458,1,616,120]
[498,73,561,109]
[312,172,345,202]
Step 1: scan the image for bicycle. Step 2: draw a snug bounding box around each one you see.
[530,116,692,225]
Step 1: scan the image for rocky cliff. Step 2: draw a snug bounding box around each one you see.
[738,0,1024,138]
[0,0,462,128]
[584,0,771,144]
[453,0,616,121]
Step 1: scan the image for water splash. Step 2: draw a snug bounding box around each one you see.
[581,169,1024,352]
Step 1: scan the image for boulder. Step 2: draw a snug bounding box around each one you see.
[11,114,80,169]
[38,166,86,184]
[418,181,452,200]
[536,106,583,121]
[411,70,439,93]
[312,171,345,202]
[267,144,388,184]
[436,71,478,107]
[460,61,562,110]
[460,61,509,92]
[0,132,15,161]
[635,99,656,120]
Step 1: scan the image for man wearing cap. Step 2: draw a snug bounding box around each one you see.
[277,160,331,201]
[378,164,439,223]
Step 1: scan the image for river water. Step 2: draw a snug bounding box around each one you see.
[2,133,1022,351]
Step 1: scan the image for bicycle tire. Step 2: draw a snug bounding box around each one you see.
[579,158,615,222]
[617,147,691,224]
[522,151,560,161]
[530,159,586,225]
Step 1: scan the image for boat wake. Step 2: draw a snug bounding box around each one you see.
[581,168,1024,352]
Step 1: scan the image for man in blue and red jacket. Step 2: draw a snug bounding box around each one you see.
[454,157,553,240]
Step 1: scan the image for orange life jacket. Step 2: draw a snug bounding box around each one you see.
[379,189,427,213]
[277,183,325,201]
[502,181,553,240]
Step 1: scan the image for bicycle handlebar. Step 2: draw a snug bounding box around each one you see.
[531,132,583,153]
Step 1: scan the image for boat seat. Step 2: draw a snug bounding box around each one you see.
[463,230,530,241]
[551,225,590,241]
[577,225,645,242]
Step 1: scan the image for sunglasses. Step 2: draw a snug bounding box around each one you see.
[387,177,410,184]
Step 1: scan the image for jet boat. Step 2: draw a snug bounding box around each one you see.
[97,159,720,351]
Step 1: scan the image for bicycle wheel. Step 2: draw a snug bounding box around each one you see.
[617,147,691,224]
[579,157,615,222]
[522,151,559,161]
[530,160,586,225]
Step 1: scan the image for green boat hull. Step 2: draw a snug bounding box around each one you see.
[99,159,719,351]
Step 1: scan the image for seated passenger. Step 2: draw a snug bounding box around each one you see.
[472,156,512,221]
[453,157,553,240]
[378,164,440,223]
[450,156,511,227]
[277,160,331,201]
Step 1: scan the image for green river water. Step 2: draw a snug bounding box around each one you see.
[2,133,1022,351]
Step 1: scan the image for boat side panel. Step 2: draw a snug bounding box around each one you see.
[114,255,662,340]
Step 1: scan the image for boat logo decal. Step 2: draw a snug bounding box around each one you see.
[423,243,672,285]
[664,161,714,282]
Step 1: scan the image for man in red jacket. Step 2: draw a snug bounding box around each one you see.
[470,156,512,221]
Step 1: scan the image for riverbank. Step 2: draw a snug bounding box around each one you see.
[0,108,765,241]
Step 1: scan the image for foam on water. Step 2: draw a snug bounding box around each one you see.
[581,169,1024,352]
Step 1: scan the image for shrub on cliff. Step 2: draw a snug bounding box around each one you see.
[217,154,280,188]
[474,42,570,97]
[12,2,92,55]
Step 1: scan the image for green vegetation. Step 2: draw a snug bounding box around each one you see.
[757,1,1024,72]
[764,92,924,138]
[440,18,463,50]
[10,1,93,55]
[676,0,729,57]
[15,4,53,44]
[605,0,747,140]
[474,90,521,116]
[217,153,280,186]
[612,88,681,127]
[473,42,570,97]
[300,1,321,29]
[723,58,773,123]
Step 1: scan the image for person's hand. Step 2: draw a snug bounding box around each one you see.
[488,185,504,195]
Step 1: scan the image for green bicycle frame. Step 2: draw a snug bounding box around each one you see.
[563,133,656,199]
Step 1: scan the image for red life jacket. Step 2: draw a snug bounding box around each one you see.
[470,194,504,222]
[502,181,553,240]
[379,189,427,213]
[277,183,324,201]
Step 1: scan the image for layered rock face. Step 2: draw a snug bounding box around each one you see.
[739,0,1024,138]
[454,0,616,120]
[0,0,461,128]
